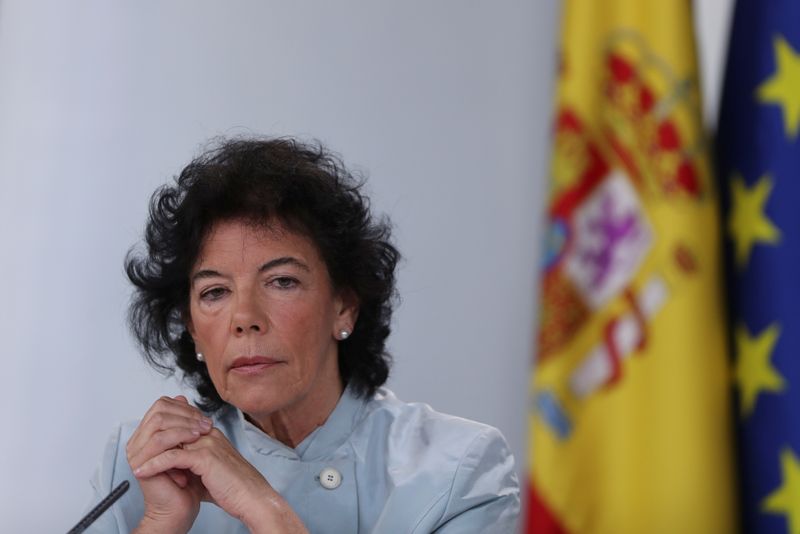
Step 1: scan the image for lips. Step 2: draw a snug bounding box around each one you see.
[230,356,283,374]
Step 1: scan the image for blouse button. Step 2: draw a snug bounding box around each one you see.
[318,467,342,490]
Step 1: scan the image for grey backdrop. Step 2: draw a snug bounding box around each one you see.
[0,1,732,531]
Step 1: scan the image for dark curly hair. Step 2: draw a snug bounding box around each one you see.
[125,137,400,412]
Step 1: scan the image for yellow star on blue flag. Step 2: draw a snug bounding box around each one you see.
[727,173,781,269]
[762,448,800,534]
[757,36,800,139]
[734,323,785,417]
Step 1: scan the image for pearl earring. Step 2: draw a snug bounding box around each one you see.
[196,352,205,362]
[339,330,350,340]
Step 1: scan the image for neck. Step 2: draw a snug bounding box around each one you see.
[245,378,344,448]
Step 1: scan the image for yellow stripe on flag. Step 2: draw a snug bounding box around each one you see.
[529,2,737,533]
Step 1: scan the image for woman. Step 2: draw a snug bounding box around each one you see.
[86,138,519,533]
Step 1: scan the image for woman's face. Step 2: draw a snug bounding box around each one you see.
[187,219,356,421]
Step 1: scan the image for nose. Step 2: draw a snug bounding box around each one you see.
[231,288,267,335]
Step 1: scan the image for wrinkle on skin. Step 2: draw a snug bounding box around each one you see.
[187,219,358,448]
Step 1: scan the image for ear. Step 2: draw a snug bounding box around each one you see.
[182,308,197,338]
[334,288,360,335]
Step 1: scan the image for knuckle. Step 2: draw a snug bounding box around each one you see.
[151,412,164,427]
[151,398,168,412]
[153,431,167,448]
[125,438,138,458]
[199,448,214,462]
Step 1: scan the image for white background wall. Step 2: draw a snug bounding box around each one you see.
[0,1,732,530]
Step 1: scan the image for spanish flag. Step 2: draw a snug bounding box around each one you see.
[529,2,737,533]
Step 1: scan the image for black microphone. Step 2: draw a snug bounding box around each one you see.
[67,480,130,534]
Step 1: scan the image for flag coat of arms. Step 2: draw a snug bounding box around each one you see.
[529,2,737,533]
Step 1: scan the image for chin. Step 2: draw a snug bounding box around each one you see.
[231,385,300,417]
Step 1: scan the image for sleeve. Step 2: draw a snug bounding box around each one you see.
[81,424,127,534]
[426,427,521,534]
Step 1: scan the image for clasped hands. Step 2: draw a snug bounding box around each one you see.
[126,396,306,534]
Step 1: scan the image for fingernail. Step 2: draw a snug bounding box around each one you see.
[133,467,142,476]
[191,430,200,436]
[201,417,213,428]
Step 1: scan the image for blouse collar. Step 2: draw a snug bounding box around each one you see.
[236,384,367,461]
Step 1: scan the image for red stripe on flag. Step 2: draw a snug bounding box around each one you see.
[526,480,570,534]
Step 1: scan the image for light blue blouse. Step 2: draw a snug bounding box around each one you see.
[85,387,520,533]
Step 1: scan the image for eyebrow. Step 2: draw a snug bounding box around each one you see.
[191,256,310,285]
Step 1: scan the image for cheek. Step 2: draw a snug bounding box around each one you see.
[191,313,232,397]
[190,306,231,356]
[272,302,334,351]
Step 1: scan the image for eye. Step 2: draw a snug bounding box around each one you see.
[270,276,299,290]
[199,286,229,301]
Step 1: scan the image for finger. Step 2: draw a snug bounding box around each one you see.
[139,396,207,429]
[126,413,213,461]
[141,412,212,436]
[127,407,212,469]
[136,397,205,439]
[134,448,210,480]
[128,399,198,452]
[181,427,227,451]
[128,426,209,469]
[167,468,189,488]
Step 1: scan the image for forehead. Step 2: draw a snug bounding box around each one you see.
[193,219,323,270]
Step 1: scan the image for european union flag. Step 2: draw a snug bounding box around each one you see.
[717,1,800,533]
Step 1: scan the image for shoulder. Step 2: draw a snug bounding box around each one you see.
[352,388,520,532]
[358,387,517,482]
[360,387,496,452]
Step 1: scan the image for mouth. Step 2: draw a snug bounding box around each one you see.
[229,356,283,375]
